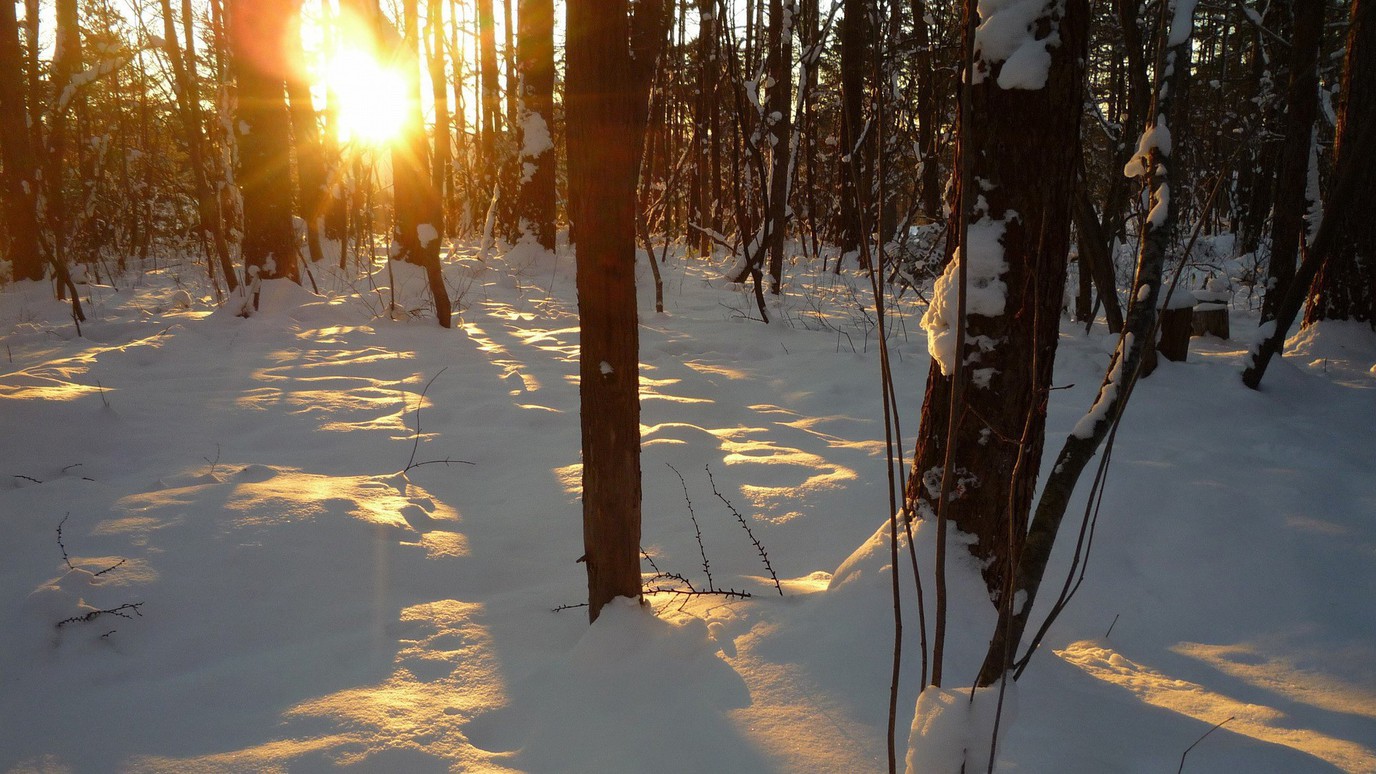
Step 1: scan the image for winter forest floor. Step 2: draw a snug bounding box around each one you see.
[1,237,1374,773]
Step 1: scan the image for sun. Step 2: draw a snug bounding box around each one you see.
[320,15,410,147]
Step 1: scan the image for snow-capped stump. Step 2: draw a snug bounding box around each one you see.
[1144,289,1194,375]
[1191,284,1231,339]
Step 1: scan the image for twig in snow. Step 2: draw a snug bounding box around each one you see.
[552,602,590,613]
[1178,717,1234,774]
[706,465,782,596]
[402,369,474,473]
[667,463,713,590]
[57,513,75,571]
[57,513,127,577]
[56,602,144,628]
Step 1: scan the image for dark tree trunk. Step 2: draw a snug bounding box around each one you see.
[1263,0,1323,324]
[911,0,940,220]
[477,0,501,206]
[391,0,451,327]
[691,0,720,256]
[429,0,451,236]
[1304,0,1376,326]
[904,0,1089,605]
[982,0,1196,686]
[230,0,301,287]
[566,0,665,623]
[516,0,556,250]
[1236,0,1292,258]
[837,0,868,259]
[765,0,794,291]
[49,0,83,291]
[284,10,328,266]
[0,0,44,283]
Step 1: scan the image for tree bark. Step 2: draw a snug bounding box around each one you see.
[163,0,238,291]
[284,9,327,267]
[1262,0,1323,324]
[765,0,794,291]
[516,0,556,249]
[428,0,451,236]
[230,0,302,287]
[837,0,868,259]
[980,0,1194,685]
[0,0,45,283]
[905,0,1089,608]
[566,0,665,623]
[1304,0,1376,326]
[390,0,451,327]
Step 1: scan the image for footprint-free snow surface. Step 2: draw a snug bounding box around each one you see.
[2,241,1374,773]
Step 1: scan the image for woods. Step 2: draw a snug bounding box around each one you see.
[2,0,1375,771]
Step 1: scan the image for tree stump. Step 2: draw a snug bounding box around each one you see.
[1191,288,1231,339]
[1158,305,1194,361]
[1144,293,1193,376]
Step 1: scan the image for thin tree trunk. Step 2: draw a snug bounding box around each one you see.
[391,0,452,327]
[428,0,451,236]
[0,0,44,282]
[515,0,555,248]
[765,0,794,292]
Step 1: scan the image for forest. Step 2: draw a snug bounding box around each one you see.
[1,0,1374,771]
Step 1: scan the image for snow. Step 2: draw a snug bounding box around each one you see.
[973,0,1061,90]
[417,223,439,247]
[1168,0,1200,47]
[2,240,1374,772]
[520,111,554,184]
[1124,116,1173,178]
[922,216,1011,376]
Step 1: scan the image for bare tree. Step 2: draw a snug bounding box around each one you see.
[0,0,44,283]
[516,0,556,249]
[565,0,668,623]
[390,0,452,327]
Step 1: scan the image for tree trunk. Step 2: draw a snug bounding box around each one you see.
[49,0,83,292]
[765,0,794,291]
[284,10,327,266]
[905,0,1089,609]
[837,0,868,260]
[1262,0,1324,324]
[391,0,451,327]
[230,0,301,288]
[566,0,662,623]
[477,0,501,210]
[516,0,556,249]
[165,0,238,291]
[981,0,1194,685]
[428,0,451,236]
[1304,0,1376,326]
[0,0,44,283]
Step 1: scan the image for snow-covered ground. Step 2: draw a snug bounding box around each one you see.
[1,239,1373,773]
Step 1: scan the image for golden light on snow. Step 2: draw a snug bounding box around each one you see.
[1057,640,1376,773]
[128,601,515,772]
